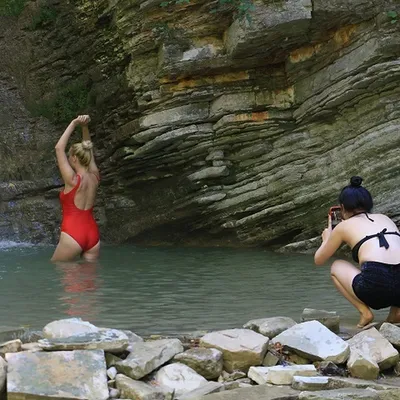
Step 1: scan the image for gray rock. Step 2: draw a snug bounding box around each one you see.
[298,388,381,399]
[107,366,118,380]
[39,328,129,353]
[188,166,230,181]
[193,385,299,399]
[0,356,6,393]
[174,347,223,380]
[109,388,120,398]
[379,323,400,349]
[178,382,224,399]
[244,316,297,338]
[6,350,109,400]
[301,309,340,333]
[292,376,330,391]
[153,363,208,398]
[217,370,246,382]
[200,329,269,372]
[271,321,349,364]
[262,350,280,366]
[115,338,183,379]
[21,342,42,353]
[347,328,399,371]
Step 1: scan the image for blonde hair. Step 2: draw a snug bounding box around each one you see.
[69,140,93,167]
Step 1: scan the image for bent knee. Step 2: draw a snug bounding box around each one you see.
[330,259,348,276]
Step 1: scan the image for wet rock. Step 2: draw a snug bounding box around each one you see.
[200,329,269,372]
[244,317,297,338]
[39,328,129,353]
[115,338,183,379]
[178,381,224,399]
[347,349,379,380]
[6,349,109,400]
[0,339,22,355]
[379,323,400,349]
[263,350,280,366]
[116,374,172,400]
[42,318,99,338]
[153,363,208,397]
[301,309,340,333]
[248,364,317,385]
[292,376,330,391]
[347,328,399,371]
[174,347,223,379]
[271,321,349,364]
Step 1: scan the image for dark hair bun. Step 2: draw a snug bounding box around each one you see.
[350,176,363,187]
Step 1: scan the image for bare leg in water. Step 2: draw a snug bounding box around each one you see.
[330,260,374,328]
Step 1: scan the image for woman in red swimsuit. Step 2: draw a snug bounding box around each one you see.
[51,115,100,262]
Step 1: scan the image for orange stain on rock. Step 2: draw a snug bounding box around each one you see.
[235,112,269,122]
[333,24,357,46]
[289,44,322,64]
[160,71,250,91]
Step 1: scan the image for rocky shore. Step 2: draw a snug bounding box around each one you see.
[2,310,400,399]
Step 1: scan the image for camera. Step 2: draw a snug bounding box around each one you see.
[329,206,342,229]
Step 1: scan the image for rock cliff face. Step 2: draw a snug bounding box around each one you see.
[0,0,399,249]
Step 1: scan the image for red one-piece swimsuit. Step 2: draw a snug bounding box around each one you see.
[59,174,100,252]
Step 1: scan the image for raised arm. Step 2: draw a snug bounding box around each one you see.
[81,119,99,179]
[55,118,80,186]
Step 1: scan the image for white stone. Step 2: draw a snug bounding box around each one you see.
[43,318,99,338]
[0,339,22,354]
[248,365,317,385]
[153,363,208,397]
[244,316,297,338]
[292,376,329,391]
[271,321,349,363]
[347,328,399,370]
[200,329,269,372]
[107,366,118,380]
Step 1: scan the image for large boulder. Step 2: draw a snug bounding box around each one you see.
[6,350,109,400]
[200,329,269,372]
[115,339,184,379]
[173,347,223,379]
[271,321,349,363]
[347,328,399,371]
[153,363,208,397]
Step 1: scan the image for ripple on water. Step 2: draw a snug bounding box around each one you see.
[0,245,389,334]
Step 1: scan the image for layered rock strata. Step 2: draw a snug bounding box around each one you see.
[0,0,399,247]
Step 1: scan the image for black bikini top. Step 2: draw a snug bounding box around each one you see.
[350,212,400,263]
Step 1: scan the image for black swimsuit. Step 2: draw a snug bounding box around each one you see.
[350,212,400,309]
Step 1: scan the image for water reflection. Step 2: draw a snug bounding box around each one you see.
[55,261,102,321]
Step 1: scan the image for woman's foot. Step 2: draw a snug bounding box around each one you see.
[386,307,400,324]
[357,310,374,328]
